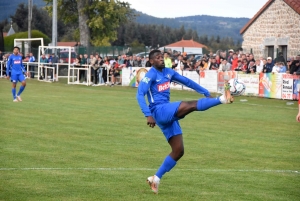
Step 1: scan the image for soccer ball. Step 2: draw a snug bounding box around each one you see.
[228,78,246,96]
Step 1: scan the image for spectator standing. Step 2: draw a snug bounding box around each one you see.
[219,60,231,72]
[40,54,48,79]
[290,55,300,74]
[247,61,256,74]
[231,53,238,70]
[209,57,219,70]
[29,53,35,78]
[234,60,243,71]
[292,60,300,75]
[274,52,286,66]
[255,60,263,74]
[145,57,151,67]
[50,53,59,80]
[263,57,274,73]
[199,59,208,71]
[136,56,142,67]
[164,52,172,68]
[227,49,234,64]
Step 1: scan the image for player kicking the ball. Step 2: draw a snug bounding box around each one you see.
[6,46,29,102]
[136,50,233,194]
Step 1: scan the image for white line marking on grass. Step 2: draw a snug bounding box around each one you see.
[0,168,298,174]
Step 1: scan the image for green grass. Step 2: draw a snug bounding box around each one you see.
[0,79,299,201]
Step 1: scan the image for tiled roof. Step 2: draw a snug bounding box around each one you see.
[165,39,207,48]
[57,42,78,47]
[240,0,300,34]
[284,0,300,14]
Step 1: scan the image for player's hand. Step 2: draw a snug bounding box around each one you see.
[26,72,30,77]
[6,76,10,80]
[296,113,300,122]
[146,116,156,128]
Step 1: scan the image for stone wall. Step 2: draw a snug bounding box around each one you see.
[242,0,300,59]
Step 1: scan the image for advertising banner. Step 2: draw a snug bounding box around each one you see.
[199,70,218,93]
[282,74,294,100]
[237,74,259,96]
[259,73,282,99]
[182,71,200,91]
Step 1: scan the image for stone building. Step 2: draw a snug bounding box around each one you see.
[240,0,300,60]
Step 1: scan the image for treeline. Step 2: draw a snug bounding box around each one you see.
[112,22,241,52]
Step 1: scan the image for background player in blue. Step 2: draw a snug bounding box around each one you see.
[6,46,29,102]
[136,50,234,194]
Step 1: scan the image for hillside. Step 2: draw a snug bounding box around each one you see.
[134,11,249,42]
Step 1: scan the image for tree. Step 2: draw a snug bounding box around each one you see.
[9,3,70,41]
[44,0,133,46]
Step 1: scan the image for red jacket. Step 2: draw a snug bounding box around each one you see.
[231,58,238,70]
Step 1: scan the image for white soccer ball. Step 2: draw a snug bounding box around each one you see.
[228,78,246,96]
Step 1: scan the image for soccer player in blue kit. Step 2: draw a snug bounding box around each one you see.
[136,50,233,194]
[6,46,29,102]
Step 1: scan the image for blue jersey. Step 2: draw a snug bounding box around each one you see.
[7,54,26,76]
[136,67,211,117]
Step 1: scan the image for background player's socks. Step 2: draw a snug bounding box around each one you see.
[196,97,221,111]
[155,155,177,179]
[12,88,16,100]
[17,85,25,96]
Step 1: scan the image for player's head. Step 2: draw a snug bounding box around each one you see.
[13,46,20,55]
[149,50,163,68]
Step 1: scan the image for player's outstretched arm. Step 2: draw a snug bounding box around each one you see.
[171,71,211,97]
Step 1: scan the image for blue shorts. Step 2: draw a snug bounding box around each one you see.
[11,73,25,83]
[152,101,183,141]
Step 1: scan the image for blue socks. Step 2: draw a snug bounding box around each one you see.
[196,97,221,111]
[12,88,16,99]
[17,85,25,96]
[155,155,177,179]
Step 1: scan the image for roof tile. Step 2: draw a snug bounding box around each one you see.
[240,0,300,34]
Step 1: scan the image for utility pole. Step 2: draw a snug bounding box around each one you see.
[52,0,57,48]
[28,0,32,53]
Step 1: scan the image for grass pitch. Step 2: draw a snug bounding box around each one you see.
[0,79,299,201]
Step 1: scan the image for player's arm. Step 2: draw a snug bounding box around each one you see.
[136,73,156,128]
[20,58,29,77]
[20,58,26,72]
[171,71,211,97]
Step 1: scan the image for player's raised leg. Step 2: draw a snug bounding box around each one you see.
[176,82,233,118]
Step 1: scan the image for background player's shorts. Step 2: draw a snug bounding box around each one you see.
[10,73,25,83]
[152,101,183,141]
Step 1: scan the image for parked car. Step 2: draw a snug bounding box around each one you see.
[59,51,77,63]
[135,52,150,58]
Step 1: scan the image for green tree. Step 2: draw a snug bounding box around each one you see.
[44,0,133,46]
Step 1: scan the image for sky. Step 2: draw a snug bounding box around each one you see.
[126,0,269,18]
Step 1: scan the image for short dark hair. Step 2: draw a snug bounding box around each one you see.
[13,46,20,51]
[149,50,161,59]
